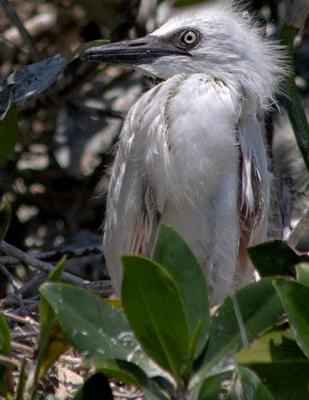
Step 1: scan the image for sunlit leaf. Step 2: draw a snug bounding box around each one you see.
[237,328,309,399]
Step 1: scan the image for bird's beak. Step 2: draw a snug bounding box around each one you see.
[81,36,188,65]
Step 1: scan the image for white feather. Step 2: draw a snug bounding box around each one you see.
[103,2,286,304]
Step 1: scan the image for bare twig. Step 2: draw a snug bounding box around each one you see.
[0,240,89,287]
[11,340,33,354]
[85,280,114,297]
[0,262,19,293]
[0,354,20,368]
[0,0,39,60]
[2,311,39,327]
[0,262,27,312]
[1,273,45,307]
[0,245,103,266]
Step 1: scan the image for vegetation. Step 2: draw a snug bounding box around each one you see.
[0,0,308,398]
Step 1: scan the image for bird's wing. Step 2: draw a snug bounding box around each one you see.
[236,108,270,284]
[104,73,270,300]
[103,82,166,295]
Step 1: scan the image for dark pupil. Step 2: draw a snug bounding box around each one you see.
[186,34,193,42]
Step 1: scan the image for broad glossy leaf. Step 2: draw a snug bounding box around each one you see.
[274,280,309,358]
[11,55,67,103]
[0,199,11,240]
[248,240,300,278]
[296,263,309,287]
[88,357,169,400]
[40,283,153,372]
[198,367,273,400]
[0,106,18,166]
[190,280,283,390]
[237,328,309,399]
[121,255,191,381]
[73,372,113,400]
[153,225,209,358]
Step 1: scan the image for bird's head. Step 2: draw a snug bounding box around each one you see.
[83,2,287,108]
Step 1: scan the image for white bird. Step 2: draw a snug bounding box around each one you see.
[83,2,286,304]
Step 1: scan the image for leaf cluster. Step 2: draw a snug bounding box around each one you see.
[0,225,308,399]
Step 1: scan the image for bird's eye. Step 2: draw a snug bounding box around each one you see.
[180,29,199,47]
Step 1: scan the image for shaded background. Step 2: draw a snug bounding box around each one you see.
[0,0,308,296]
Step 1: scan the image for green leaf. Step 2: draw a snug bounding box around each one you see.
[281,24,309,171]
[296,263,309,287]
[36,258,69,374]
[40,283,153,373]
[248,241,300,278]
[28,257,70,398]
[153,225,209,358]
[11,55,67,103]
[0,315,11,354]
[190,280,283,390]
[0,106,18,166]
[237,328,307,365]
[0,81,12,120]
[87,357,170,400]
[237,328,309,399]
[274,280,309,359]
[0,199,11,240]
[198,367,273,400]
[121,255,191,381]
[73,372,113,400]
[16,358,26,400]
[73,39,110,62]
[0,314,11,396]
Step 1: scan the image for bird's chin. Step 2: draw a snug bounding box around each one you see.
[145,76,165,87]
[134,64,166,84]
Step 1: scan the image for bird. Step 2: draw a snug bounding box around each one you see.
[82,2,286,305]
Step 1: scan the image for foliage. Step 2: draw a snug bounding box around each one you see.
[0,0,309,398]
[0,225,308,398]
